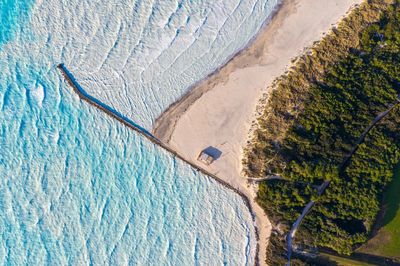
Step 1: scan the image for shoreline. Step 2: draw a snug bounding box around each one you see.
[152,0,285,143]
[152,0,363,264]
[57,64,262,265]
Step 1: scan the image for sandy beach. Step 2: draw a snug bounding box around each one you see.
[153,0,363,264]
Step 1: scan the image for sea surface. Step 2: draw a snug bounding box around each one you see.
[0,0,277,264]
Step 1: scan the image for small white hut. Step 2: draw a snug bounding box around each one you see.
[197,150,215,165]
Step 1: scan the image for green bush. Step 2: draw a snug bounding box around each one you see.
[247,0,400,263]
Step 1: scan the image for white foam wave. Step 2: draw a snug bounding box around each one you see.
[29,84,45,108]
[8,0,279,129]
[0,0,280,264]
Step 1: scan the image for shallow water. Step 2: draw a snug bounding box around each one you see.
[0,0,277,264]
[64,0,279,128]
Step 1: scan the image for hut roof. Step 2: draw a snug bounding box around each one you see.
[197,150,215,165]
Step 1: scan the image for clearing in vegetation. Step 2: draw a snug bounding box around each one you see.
[358,165,400,260]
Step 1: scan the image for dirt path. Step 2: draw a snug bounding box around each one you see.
[286,100,400,265]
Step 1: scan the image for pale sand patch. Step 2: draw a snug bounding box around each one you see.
[153,0,363,264]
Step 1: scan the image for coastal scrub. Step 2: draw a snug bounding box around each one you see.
[244,0,400,264]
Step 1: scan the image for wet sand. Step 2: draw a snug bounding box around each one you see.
[153,0,363,264]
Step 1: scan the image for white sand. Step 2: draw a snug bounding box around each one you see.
[153,0,363,264]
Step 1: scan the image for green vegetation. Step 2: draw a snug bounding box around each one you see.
[358,165,400,259]
[244,0,400,264]
[316,254,377,266]
[324,256,373,266]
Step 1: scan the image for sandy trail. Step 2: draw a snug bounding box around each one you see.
[153,0,363,264]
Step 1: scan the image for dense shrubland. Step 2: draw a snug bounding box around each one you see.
[244,0,400,264]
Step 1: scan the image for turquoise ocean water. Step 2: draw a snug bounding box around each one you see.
[0,0,277,264]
